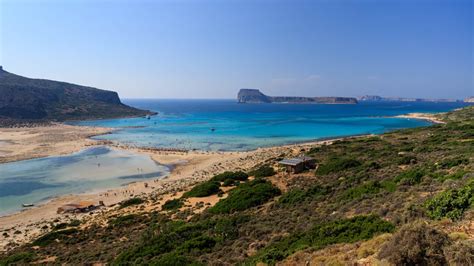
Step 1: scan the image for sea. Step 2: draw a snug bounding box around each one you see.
[0,99,469,215]
[77,99,468,151]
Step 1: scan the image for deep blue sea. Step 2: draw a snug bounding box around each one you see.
[75,99,469,151]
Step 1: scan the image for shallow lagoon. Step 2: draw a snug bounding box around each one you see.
[0,146,169,215]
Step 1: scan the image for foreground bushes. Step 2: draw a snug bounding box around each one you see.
[114,216,248,264]
[249,165,276,178]
[424,181,474,220]
[394,168,425,185]
[183,181,222,198]
[378,223,450,265]
[32,228,78,247]
[278,185,329,205]
[211,171,248,182]
[248,215,394,265]
[0,252,35,265]
[119,197,144,208]
[162,199,183,211]
[316,157,361,175]
[209,179,281,214]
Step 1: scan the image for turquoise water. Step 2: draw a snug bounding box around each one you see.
[2,100,468,215]
[0,147,169,215]
[75,100,469,151]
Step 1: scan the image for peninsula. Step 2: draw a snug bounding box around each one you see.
[237,88,358,104]
[0,67,152,123]
[358,95,464,103]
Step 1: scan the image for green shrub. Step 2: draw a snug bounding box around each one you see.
[177,236,217,254]
[183,181,221,198]
[248,215,394,265]
[434,170,467,181]
[119,197,144,208]
[316,158,361,175]
[394,168,425,185]
[211,171,248,182]
[424,181,474,220]
[380,180,397,192]
[378,223,450,265]
[162,199,183,211]
[0,252,35,265]
[438,157,469,169]
[249,165,276,178]
[149,252,203,266]
[397,155,417,165]
[278,185,328,205]
[32,228,78,247]
[53,222,68,230]
[209,179,281,214]
[222,179,239,187]
[115,216,248,264]
[342,181,382,200]
[68,219,81,227]
[109,214,142,227]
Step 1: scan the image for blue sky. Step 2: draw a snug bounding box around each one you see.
[1,0,472,99]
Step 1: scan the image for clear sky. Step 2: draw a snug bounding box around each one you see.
[1,0,472,99]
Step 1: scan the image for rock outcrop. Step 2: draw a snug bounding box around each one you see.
[237,88,358,104]
[0,67,152,121]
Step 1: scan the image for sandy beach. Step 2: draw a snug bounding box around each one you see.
[0,123,111,164]
[393,112,446,124]
[0,123,339,251]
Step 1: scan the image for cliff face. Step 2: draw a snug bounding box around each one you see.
[0,67,151,121]
[237,89,271,103]
[237,89,358,104]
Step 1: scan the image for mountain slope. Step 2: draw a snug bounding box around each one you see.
[0,67,151,121]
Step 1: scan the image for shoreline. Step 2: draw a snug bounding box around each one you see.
[0,134,339,251]
[392,112,445,124]
[0,111,445,251]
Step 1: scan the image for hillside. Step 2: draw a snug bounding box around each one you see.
[1,107,473,265]
[238,89,358,104]
[0,67,151,122]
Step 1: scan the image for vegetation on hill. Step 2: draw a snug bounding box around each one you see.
[247,215,394,265]
[183,181,222,198]
[0,67,151,121]
[1,106,473,265]
[209,178,281,214]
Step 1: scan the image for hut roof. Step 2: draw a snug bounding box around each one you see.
[279,156,315,166]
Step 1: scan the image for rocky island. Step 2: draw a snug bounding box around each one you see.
[0,66,152,124]
[237,88,358,104]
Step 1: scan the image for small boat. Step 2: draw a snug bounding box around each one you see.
[22,203,34,207]
[145,115,151,120]
[211,128,216,132]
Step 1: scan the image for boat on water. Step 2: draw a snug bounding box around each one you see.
[22,203,34,207]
